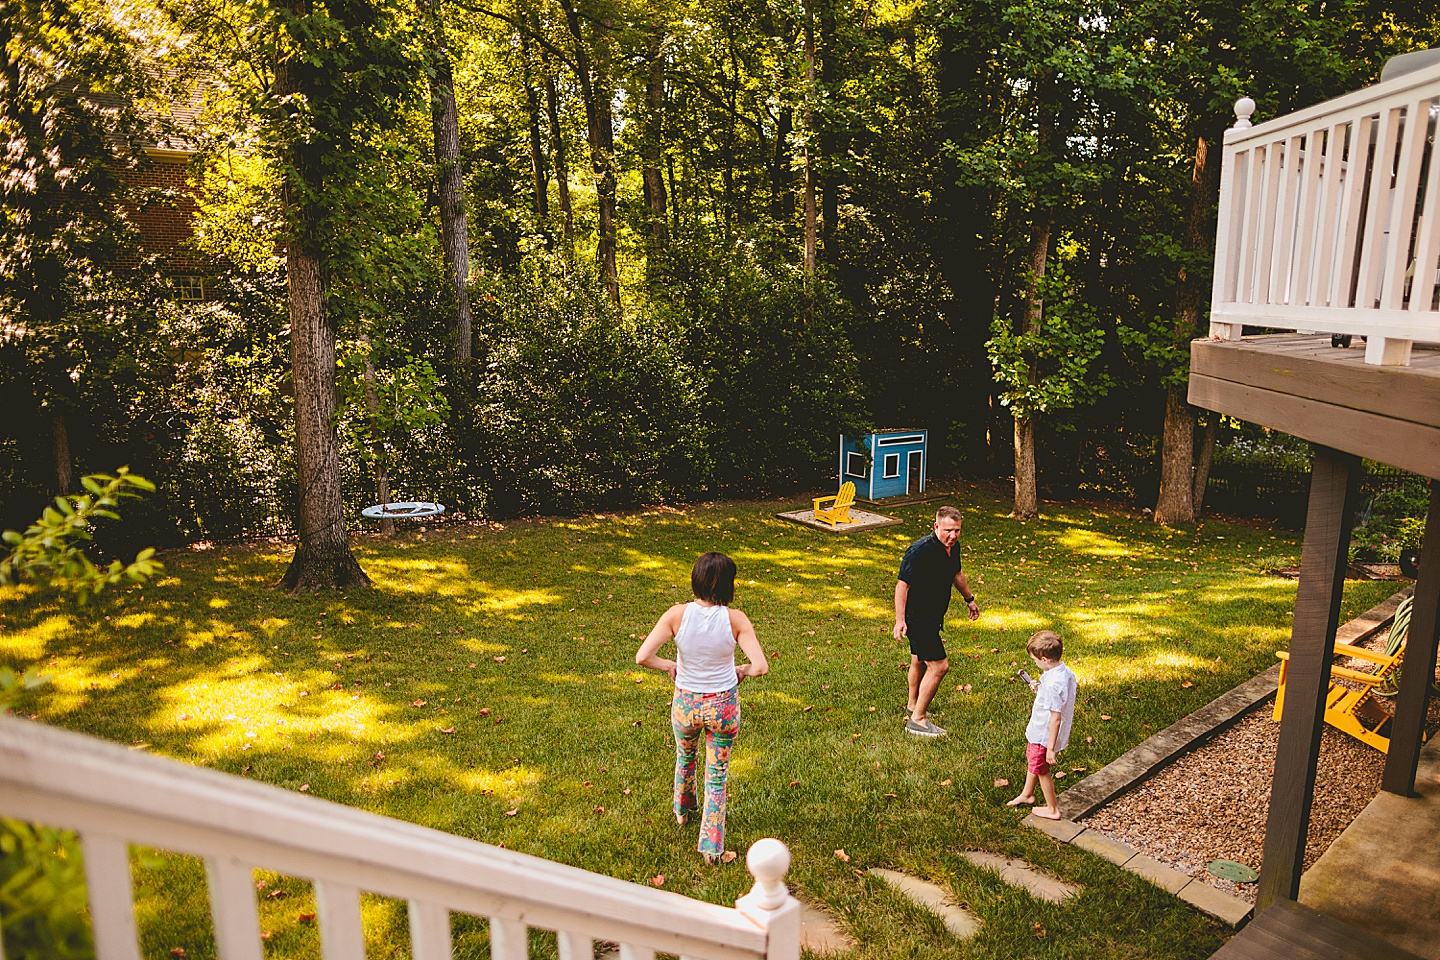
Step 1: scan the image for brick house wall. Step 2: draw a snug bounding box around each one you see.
[121,149,204,278]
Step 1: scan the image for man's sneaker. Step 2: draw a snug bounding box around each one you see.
[906,718,946,737]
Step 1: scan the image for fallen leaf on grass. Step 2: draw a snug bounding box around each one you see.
[1032,922,1046,938]
[261,931,273,941]
[1100,715,1113,721]
[1055,771,1067,779]
[266,890,288,900]
[170,949,186,957]
[789,780,800,787]
[803,706,813,712]
[504,809,518,816]
[993,778,1010,788]
[883,793,897,799]
[594,806,605,813]
[834,849,851,862]
[298,912,315,923]
[439,727,456,734]
[940,778,952,786]
[651,875,665,887]
[1181,680,1194,688]
[479,707,491,716]
[494,656,506,663]
[299,784,310,792]
[413,700,427,707]
[1085,736,1094,744]
[721,851,737,864]
[1071,766,1086,772]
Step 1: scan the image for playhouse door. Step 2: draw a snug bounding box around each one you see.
[907,450,923,495]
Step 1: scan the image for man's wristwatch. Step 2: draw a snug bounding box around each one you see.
[963,594,976,604]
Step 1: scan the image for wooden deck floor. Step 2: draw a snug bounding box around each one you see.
[1189,335,1440,479]
[1211,899,1428,960]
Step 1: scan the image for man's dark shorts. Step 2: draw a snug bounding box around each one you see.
[908,623,947,662]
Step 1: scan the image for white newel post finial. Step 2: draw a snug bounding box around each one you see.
[1233,97,1255,130]
[736,839,800,960]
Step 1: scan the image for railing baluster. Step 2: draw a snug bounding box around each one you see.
[556,930,593,960]
[1334,112,1374,310]
[408,900,453,960]
[1407,100,1440,316]
[1310,120,1350,307]
[1291,126,1328,305]
[1380,96,1432,312]
[1271,134,1304,302]
[205,856,263,960]
[489,916,528,960]
[619,944,655,960]
[314,879,366,960]
[1356,106,1400,311]
[1236,145,1267,305]
[1255,138,1286,303]
[80,832,141,960]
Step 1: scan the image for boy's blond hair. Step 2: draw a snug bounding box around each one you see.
[1027,629,1063,662]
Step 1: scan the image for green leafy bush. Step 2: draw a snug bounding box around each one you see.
[0,469,163,602]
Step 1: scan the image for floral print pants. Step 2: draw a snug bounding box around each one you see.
[672,686,740,857]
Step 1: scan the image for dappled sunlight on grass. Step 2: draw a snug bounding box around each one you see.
[0,613,71,658]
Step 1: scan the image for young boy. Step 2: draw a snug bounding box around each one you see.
[1006,629,1076,820]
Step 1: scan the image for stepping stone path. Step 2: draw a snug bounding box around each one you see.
[799,899,857,954]
[960,851,1078,903]
[867,868,982,940]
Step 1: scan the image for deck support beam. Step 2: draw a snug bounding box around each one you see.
[1257,447,1360,912]
[1382,479,1440,796]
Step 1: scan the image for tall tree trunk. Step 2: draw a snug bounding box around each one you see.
[640,30,668,265]
[771,105,793,223]
[544,72,574,254]
[1154,136,1216,525]
[802,4,816,282]
[819,0,837,248]
[1193,414,1218,513]
[563,5,619,305]
[519,31,549,228]
[1013,218,1050,521]
[51,411,72,495]
[275,0,370,592]
[424,0,473,365]
[362,346,394,537]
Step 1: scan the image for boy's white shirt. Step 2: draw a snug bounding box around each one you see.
[1026,661,1077,751]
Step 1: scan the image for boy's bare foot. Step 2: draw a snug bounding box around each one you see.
[1032,807,1063,820]
[1005,795,1035,807]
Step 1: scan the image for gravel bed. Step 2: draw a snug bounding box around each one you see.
[1082,708,1384,904]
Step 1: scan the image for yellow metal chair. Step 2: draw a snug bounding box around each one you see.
[813,481,857,527]
[1273,641,1410,754]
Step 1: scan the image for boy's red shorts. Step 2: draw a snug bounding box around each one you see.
[1026,742,1051,775]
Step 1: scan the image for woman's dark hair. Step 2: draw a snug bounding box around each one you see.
[691,551,737,605]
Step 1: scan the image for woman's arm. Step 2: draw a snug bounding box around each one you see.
[730,610,768,680]
[635,604,685,681]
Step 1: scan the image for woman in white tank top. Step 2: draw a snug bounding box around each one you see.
[635,552,768,863]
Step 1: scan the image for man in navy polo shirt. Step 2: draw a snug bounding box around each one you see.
[894,505,979,737]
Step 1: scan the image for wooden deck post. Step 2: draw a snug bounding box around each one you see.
[1257,447,1360,911]
[1381,479,1440,796]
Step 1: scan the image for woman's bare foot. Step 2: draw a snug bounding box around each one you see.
[1032,807,1063,820]
[1005,794,1035,807]
[675,813,690,826]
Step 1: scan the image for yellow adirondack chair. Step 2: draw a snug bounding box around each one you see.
[1273,640,1412,754]
[813,482,857,527]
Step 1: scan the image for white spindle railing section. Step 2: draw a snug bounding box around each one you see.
[0,716,800,960]
[1210,59,1440,365]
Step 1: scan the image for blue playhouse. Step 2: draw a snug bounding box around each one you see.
[838,430,927,501]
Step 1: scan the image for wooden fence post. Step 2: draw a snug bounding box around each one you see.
[1256,447,1360,911]
[1382,478,1440,795]
[735,840,800,960]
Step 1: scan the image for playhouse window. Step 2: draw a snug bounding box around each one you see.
[883,453,900,478]
[845,452,867,477]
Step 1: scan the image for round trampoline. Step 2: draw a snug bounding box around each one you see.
[361,501,446,520]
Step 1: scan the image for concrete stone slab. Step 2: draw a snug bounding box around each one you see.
[1072,830,1138,867]
[798,900,856,955]
[776,508,903,534]
[1176,880,1253,928]
[1022,815,1085,843]
[961,851,1077,903]
[867,868,981,941]
[1299,732,1440,958]
[1124,855,1192,894]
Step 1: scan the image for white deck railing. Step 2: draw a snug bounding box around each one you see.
[0,716,800,960]
[1210,59,1440,365]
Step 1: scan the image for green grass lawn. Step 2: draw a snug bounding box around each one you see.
[0,481,1399,960]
